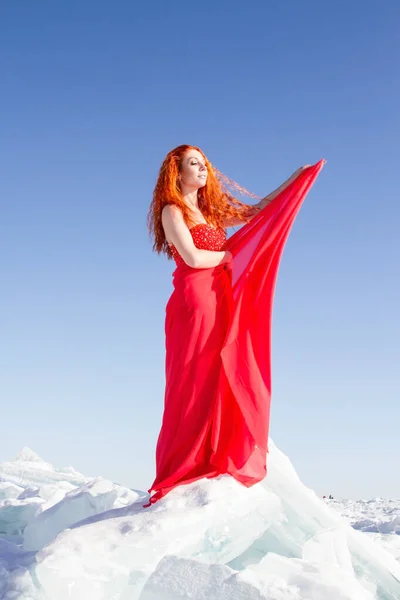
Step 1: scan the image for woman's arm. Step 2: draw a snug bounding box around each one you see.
[162,205,232,269]
[223,166,310,227]
[222,206,259,227]
[255,165,311,213]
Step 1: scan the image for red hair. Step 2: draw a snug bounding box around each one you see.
[148,145,259,258]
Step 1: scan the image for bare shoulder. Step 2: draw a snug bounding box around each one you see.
[162,204,184,226]
[161,204,190,246]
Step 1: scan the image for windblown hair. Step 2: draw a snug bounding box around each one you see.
[147,144,259,258]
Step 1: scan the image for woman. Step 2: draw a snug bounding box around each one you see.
[147,145,324,505]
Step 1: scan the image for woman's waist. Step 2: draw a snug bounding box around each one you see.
[170,263,231,295]
[172,262,229,281]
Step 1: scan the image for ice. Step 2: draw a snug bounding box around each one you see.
[0,447,88,490]
[0,495,43,538]
[23,478,142,552]
[0,449,91,542]
[368,534,400,563]
[13,449,51,466]
[1,443,400,600]
[0,538,37,600]
[325,497,400,569]
[139,553,376,600]
[328,497,400,534]
[33,443,400,599]
[33,476,277,600]
[0,483,24,501]
[1,566,40,600]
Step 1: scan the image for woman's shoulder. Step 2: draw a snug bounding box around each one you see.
[162,204,183,222]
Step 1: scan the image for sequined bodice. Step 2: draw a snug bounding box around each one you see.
[170,224,227,266]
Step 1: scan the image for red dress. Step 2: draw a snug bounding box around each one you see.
[148,161,325,504]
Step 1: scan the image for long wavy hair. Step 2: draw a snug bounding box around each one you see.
[147,144,259,258]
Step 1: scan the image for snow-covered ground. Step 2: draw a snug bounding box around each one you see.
[0,445,399,600]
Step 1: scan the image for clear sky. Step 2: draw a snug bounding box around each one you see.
[1,1,399,499]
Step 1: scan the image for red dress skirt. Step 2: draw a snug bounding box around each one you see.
[148,162,325,504]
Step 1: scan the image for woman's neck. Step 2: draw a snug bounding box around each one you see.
[182,190,200,211]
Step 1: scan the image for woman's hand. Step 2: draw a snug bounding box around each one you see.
[222,250,233,265]
[223,251,233,277]
[254,164,314,215]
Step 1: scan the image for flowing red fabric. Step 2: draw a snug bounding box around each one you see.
[148,161,325,505]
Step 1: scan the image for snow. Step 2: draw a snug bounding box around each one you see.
[1,444,399,600]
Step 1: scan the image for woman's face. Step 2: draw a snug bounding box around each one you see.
[179,149,208,192]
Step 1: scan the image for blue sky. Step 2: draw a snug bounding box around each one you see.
[1,1,399,499]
